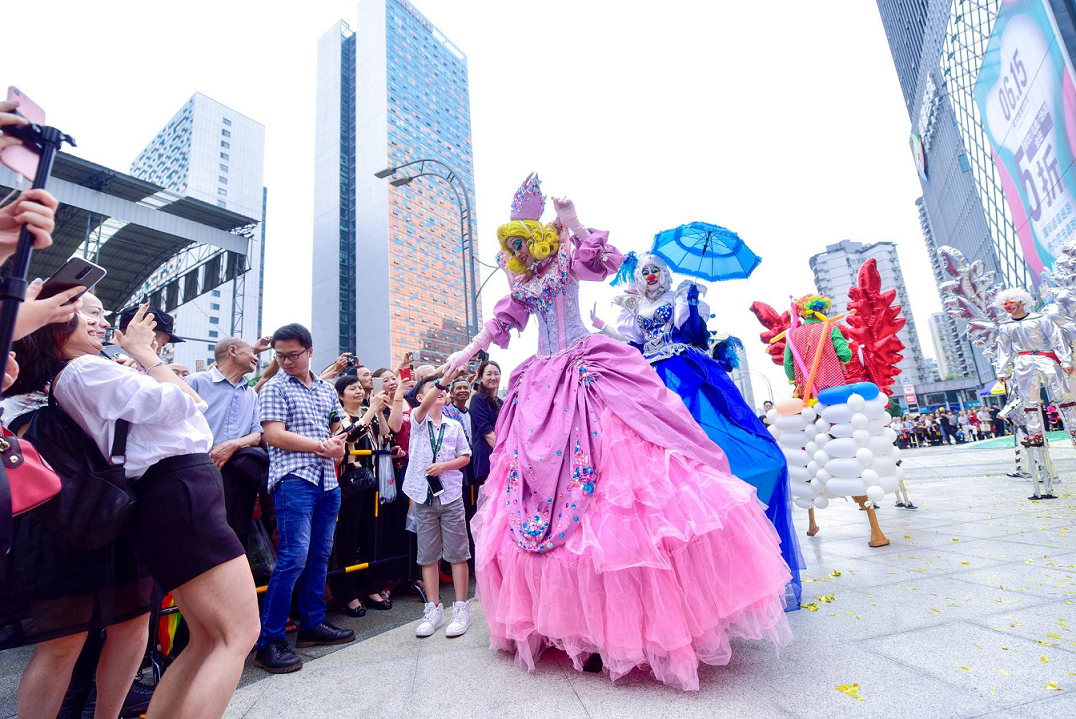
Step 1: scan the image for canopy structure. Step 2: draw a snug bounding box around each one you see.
[0,152,254,315]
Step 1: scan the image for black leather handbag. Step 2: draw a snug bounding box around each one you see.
[23,384,136,550]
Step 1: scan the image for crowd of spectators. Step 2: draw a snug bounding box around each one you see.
[0,102,508,717]
[890,407,1009,448]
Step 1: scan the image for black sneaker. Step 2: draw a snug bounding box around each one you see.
[254,640,303,674]
[296,621,355,648]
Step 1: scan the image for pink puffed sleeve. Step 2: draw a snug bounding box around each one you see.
[484,293,530,348]
[571,229,623,281]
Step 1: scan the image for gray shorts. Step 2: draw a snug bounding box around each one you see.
[414,496,471,566]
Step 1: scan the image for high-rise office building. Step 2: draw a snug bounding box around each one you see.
[809,240,930,389]
[312,0,479,373]
[875,0,1016,384]
[928,311,958,379]
[130,93,266,370]
[727,342,757,413]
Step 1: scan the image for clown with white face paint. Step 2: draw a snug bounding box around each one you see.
[994,287,1076,453]
[591,251,804,610]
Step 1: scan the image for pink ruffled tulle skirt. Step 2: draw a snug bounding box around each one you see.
[473,407,793,691]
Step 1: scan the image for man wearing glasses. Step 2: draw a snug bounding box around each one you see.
[254,323,353,673]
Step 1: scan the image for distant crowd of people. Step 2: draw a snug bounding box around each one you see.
[758,400,1037,450]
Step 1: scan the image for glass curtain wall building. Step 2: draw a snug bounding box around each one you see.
[313,0,479,373]
[876,0,1009,384]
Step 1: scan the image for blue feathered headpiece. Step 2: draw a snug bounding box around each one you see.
[710,334,744,373]
[611,251,639,287]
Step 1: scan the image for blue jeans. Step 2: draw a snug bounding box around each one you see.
[257,475,341,648]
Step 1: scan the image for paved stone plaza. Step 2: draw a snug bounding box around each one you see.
[220,440,1076,719]
[3,439,1075,718]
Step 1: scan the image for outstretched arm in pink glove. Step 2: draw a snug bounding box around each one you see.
[439,327,494,377]
[552,196,588,241]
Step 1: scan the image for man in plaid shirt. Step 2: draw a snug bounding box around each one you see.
[254,323,354,673]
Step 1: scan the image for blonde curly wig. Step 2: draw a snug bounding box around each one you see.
[496,220,560,276]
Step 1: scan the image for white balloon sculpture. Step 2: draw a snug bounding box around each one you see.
[812,382,901,504]
[767,381,901,546]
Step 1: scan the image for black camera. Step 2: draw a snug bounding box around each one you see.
[346,355,359,367]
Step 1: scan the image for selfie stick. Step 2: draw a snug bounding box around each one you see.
[0,123,75,384]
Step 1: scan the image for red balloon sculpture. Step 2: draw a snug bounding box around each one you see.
[749,258,905,396]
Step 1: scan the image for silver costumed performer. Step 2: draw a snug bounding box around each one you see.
[994,288,1076,445]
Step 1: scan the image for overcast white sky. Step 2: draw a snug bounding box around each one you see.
[4,0,940,403]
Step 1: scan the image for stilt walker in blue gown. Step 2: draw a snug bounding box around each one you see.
[591,252,804,609]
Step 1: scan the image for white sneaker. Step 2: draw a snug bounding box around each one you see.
[415,603,444,637]
[445,601,471,638]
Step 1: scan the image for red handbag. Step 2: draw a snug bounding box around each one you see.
[1,431,62,514]
[0,429,62,554]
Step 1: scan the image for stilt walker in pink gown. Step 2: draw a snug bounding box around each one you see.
[441,174,792,691]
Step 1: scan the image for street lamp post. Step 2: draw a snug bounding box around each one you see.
[748,368,775,404]
[375,159,480,339]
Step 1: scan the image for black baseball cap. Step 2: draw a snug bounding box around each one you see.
[117,305,185,344]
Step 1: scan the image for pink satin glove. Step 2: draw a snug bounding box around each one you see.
[442,327,493,375]
[552,196,586,238]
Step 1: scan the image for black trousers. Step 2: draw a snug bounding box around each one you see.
[329,489,381,605]
[219,447,269,548]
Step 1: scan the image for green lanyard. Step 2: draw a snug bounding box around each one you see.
[425,420,447,505]
[428,420,446,459]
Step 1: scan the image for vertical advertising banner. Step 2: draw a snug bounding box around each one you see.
[975,0,1076,282]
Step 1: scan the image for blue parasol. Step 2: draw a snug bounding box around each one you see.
[649,222,762,282]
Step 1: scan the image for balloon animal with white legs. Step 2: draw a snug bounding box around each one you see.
[754,259,908,546]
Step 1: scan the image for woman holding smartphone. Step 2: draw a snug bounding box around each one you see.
[330,373,392,616]
[2,293,155,719]
[9,305,259,719]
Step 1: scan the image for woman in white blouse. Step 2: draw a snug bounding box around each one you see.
[15,305,259,719]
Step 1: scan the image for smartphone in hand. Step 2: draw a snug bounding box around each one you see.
[1,86,45,181]
[40,257,106,304]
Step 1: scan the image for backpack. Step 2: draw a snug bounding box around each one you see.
[23,385,136,550]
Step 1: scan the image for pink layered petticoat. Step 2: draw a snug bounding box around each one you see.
[473,338,793,690]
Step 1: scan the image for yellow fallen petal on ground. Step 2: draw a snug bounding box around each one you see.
[1042,656,1049,662]
[998,669,1010,676]
[836,683,864,701]
[802,602,819,612]
[953,538,960,542]
[1044,681,1061,691]
[1047,634,1061,638]
[831,570,842,577]
[1039,640,1060,646]
[958,665,972,671]
[962,561,970,565]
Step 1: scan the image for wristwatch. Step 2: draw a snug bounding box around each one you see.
[432,379,445,390]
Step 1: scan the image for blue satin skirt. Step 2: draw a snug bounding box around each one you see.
[652,351,804,610]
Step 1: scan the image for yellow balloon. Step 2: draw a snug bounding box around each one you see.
[776,398,805,416]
